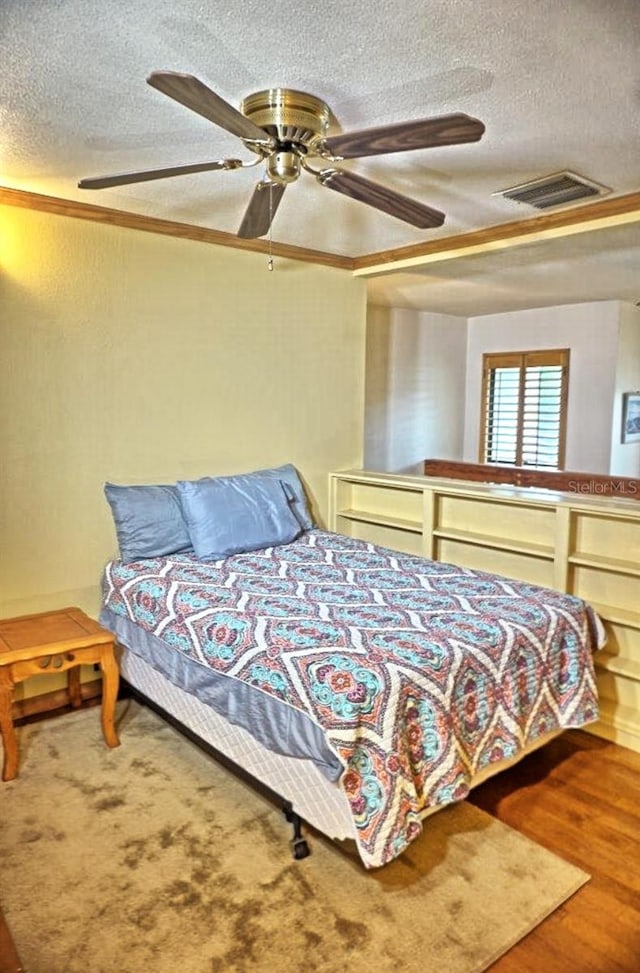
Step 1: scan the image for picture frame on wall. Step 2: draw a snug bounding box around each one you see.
[621,392,640,444]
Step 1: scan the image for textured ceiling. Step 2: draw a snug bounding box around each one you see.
[365,222,640,315]
[2,0,640,312]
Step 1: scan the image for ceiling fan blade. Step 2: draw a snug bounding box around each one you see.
[318,169,445,228]
[238,180,286,238]
[321,113,485,159]
[147,71,273,145]
[78,159,242,190]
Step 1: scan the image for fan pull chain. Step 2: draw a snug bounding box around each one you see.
[268,182,274,272]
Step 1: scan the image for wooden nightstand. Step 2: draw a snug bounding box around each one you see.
[0,607,120,781]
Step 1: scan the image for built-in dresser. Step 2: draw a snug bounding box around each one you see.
[329,469,640,753]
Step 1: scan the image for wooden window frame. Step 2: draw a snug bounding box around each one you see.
[479,348,570,470]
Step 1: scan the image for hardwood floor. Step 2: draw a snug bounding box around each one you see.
[0,910,23,973]
[468,729,640,972]
[1,725,638,972]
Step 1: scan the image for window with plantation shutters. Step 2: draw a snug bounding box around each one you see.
[480,349,569,469]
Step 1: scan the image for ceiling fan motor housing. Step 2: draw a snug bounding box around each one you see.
[241,88,331,183]
[241,88,330,142]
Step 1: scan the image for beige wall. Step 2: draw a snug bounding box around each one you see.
[364,305,468,474]
[0,204,367,622]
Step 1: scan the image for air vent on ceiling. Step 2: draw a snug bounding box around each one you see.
[494,171,611,210]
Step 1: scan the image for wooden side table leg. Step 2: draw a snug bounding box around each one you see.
[68,665,83,709]
[99,643,120,749]
[0,667,18,781]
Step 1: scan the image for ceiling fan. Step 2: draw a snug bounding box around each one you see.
[78,71,485,239]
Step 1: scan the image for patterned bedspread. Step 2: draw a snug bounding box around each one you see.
[102,529,604,868]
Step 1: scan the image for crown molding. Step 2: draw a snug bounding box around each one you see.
[352,190,640,276]
[3,185,639,279]
[0,187,355,271]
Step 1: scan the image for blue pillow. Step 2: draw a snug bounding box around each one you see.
[230,463,314,530]
[104,483,192,563]
[176,474,302,560]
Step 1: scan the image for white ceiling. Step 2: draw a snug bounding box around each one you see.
[2,0,640,314]
[365,222,640,316]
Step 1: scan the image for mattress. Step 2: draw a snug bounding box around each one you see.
[102,528,605,867]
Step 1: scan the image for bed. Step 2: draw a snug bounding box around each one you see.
[99,467,605,869]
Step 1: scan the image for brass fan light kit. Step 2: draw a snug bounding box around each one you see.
[79,71,486,239]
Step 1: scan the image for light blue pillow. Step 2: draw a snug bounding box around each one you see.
[231,463,314,530]
[176,474,302,560]
[104,483,192,563]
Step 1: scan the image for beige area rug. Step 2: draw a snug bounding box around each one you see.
[0,701,589,973]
